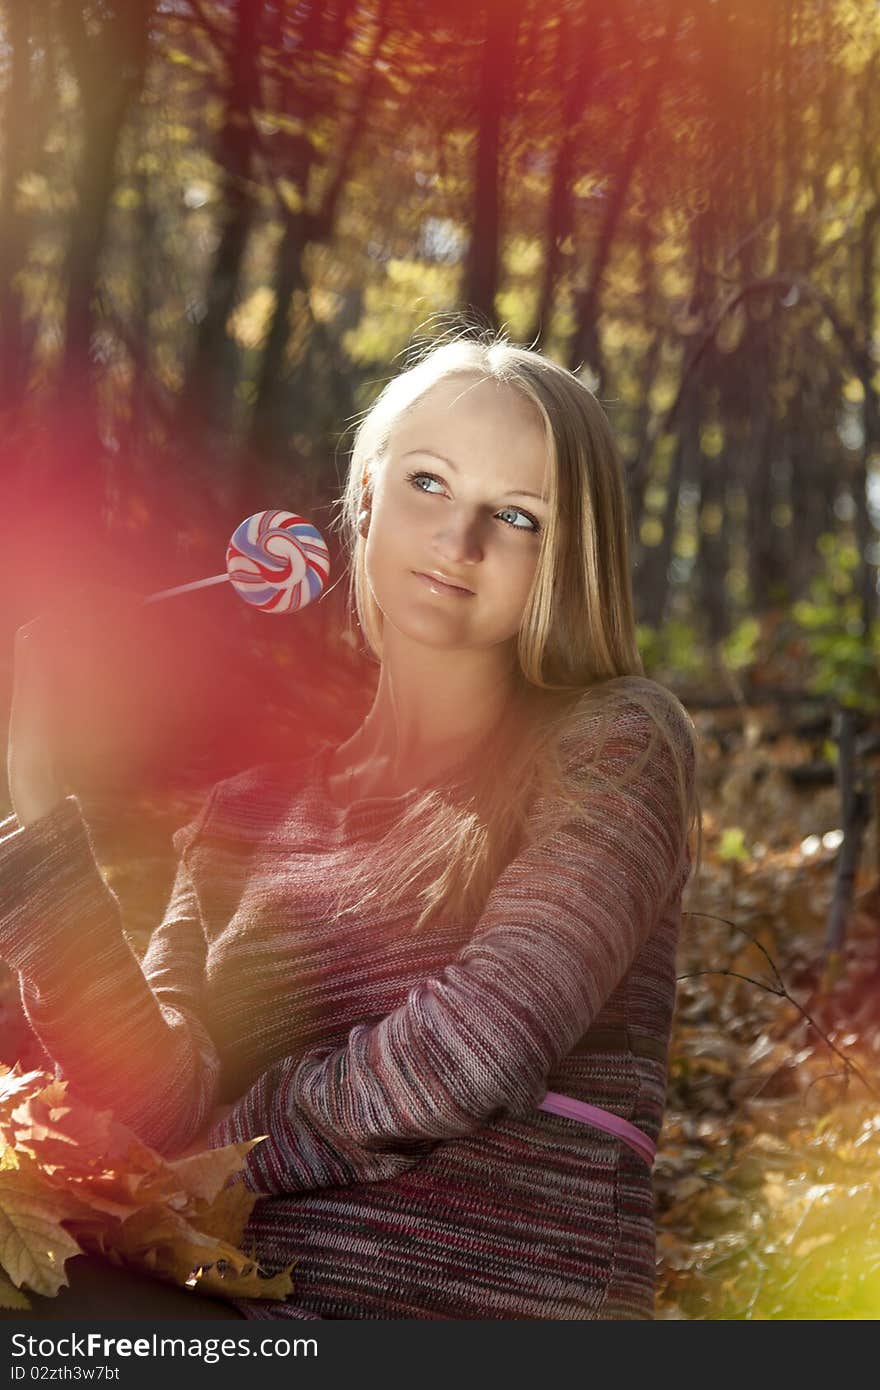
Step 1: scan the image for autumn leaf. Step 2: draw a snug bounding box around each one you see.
[167,1138,267,1205]
[0,1065,295,1306]
[0,1164,88,1299]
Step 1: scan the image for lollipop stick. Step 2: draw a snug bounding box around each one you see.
[142,573,230,605]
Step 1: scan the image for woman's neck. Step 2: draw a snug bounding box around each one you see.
[333,681,523,801]
[361,652,519,769]
[359,694,512,778]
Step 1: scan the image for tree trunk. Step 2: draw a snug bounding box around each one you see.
[566,13,676,389]
[176,0,267,457]
[524,7,599,347]
[249,0,385,465]
[638,390,696,629]
[461,0,520,326]
[696,439,730,650]
[0,0,35,418]
[53,0,153,515]
[854,187,880,636]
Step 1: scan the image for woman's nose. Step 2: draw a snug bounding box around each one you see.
[434,514,485,563]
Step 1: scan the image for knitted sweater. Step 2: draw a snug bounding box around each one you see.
[0,693,695,1320]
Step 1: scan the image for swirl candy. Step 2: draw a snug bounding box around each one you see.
[226,510,328,612]
[143,510,330,612]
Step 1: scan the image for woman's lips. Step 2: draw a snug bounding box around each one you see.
[413,571,475,597]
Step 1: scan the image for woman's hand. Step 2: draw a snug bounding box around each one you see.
[6,588,141,829]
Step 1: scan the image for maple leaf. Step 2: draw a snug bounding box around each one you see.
[83,1203,296,1301]
[13,1088,156,1175]
[0,1066,54,1147]
[0,1065,49,1104]
[186,1166,260,1244]
[0,1165,88,1300]
[0,1068,296,1307]
[167,1138,266,1205]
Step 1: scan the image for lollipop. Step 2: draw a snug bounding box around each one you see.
[143,510,330,613]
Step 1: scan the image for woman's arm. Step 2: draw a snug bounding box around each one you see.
[211,701,696,1196]
[0,792,222,1155]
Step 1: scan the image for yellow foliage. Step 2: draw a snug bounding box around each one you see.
[344,265,458,363]
[843,377,865,403]
[826,162,844,189]
[385,258,448,290]
[494,289,534,340]
[228,286,275,350]
[572,175,605,199]
[310,288,342,324]
[645,482,668,512]
[504,236,543,277]
[821,217,847,246]
[601,319,629,353]
[660,267,690,296]
[678,529,698,560]
[832,0,880,72]
[649,381,677,413]
[700,423,724,458]
[277,177,304,213]
[651,237,683,266]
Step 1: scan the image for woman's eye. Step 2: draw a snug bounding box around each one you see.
[404,470,541,534]
[407,471,443,495]
[497,506,539,532]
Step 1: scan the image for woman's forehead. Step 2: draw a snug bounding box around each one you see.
[408,373,520,417]
[393,376,545,452]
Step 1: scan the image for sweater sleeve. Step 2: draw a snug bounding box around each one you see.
[0,791,222,1153]
[211,700,697,1197]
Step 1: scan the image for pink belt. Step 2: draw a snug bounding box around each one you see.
[536,1091,656,1168]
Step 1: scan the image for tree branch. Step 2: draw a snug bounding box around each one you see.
[680,910,880,1102]
[649,272,874,444]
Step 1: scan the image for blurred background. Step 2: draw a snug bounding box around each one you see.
[2,0,880,1318]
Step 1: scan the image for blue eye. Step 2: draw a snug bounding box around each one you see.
[404,470,541,535]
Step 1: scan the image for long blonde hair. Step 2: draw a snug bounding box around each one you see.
[328,325,702,935]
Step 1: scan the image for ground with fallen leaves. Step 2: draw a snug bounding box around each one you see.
[657,701,880,1318]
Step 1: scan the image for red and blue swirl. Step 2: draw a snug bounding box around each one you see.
[225,510,330,613]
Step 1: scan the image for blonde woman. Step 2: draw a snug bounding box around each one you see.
[0,330,700,1320]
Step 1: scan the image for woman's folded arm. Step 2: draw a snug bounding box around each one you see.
[0,793,222,1154]
[211,702,696,1196]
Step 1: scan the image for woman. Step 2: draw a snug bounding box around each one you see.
[0,331,701,1319]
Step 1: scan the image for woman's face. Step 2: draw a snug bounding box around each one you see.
[363,374,551,655]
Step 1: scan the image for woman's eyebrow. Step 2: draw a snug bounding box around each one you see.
[401,448,548,503]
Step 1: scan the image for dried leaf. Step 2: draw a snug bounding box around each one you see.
[0,1165,87,1298]
[0,1065,294,1305]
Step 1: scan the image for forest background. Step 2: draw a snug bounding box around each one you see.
[2,0,880,1319]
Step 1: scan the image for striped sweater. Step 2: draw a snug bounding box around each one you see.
[0,694,694,1320]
